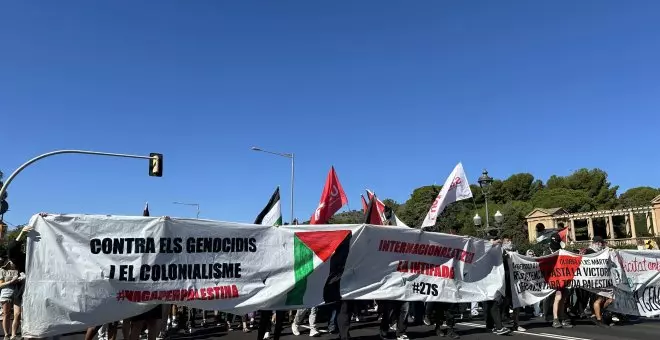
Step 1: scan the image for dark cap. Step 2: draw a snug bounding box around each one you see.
[593,236,606,243]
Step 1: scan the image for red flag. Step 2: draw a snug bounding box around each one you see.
[364,195,384,225]
[310,166,348,224]
[366,189,387,223]
[360,195,368,213]
[558,227,569,243]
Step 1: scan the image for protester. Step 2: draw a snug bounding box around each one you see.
[484,233,511,336]
[501,237,526,332]
[291,307,320,337]
[379,300,409,340]
[428,302,459,339]
[1,222,31,340]
[583,236,614,327]
[257,310,284,340]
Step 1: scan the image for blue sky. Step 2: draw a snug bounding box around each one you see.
[1,1,659,227]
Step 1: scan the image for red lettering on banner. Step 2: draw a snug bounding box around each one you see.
[378,240,474,264]
[538,254,583,289]
[396,260,455,279]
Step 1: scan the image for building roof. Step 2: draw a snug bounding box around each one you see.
[525,207,569,219]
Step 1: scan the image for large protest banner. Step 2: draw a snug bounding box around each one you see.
[609,250,660,317]
[340,225,504,302]
[508,250,612,308]
[23,214,504,337]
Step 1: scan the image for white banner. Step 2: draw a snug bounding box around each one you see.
[508,250,612,308]
[340,226,505,302]
[610,250,660,317]
[23,214,504,337]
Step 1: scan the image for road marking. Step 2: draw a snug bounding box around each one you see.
[457,322,594,340]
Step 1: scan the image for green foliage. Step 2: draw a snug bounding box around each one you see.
[531,188,596,213]
[547,169,618,209]
[397,185,441,228]
[619,187,660,208]
[385,168,656,247]
[500,201,534,244]
[328,210,364,224]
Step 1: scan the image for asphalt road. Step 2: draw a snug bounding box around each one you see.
[22,314,660,340]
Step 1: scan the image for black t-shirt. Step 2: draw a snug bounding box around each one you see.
[7,239,26,273]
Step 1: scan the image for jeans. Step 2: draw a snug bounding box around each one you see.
[293,307,318,329]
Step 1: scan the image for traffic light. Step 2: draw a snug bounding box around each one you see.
[149,153,163,177]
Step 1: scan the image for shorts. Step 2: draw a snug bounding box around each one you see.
[0,286,15,303]
[13,282,24,306]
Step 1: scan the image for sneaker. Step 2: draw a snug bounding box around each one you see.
[552,319,562,328]
[389,324,397,332]
[423,316,431,326]
[445,328,460,339]
[397,335,409,340]
[471,310,479,317]
[309,329,320,337]
[156,332,166,340]
[591,319,607,327]
[561,320,574,328]
[494,328,511,335]
[292,323,301,336]
[263,332,271,340]
[513,325,526,332]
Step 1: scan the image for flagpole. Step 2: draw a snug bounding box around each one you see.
[290,153,295,224]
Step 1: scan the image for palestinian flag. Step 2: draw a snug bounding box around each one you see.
[254,187,282,226]
[285,229,352,305]
[364,195,384,225]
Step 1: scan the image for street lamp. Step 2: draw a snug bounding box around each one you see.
[474,210,504,236]
[173,202,200,219]
[251,146,295,224]
[478,169,494,228]
[473,213,482,227]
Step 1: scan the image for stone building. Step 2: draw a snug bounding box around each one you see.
[525,195,660,246]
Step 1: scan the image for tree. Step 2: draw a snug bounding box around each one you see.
[500,173,543,202]
[547,169,618,209]
[328,210,364,224]
[619,187,660,208]
[499,201,534,245]
[531,188,595,213]
[397,185,442,228]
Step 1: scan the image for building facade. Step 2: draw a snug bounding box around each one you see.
[526,195,660,247]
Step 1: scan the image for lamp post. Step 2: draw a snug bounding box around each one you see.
[478,169,494,228]
[173,202,200,219]
[251,147,295,223]
[474,210,504,236]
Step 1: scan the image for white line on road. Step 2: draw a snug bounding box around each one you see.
[457,322,594,340]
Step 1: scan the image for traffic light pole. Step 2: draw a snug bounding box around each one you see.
[0,149,158,209]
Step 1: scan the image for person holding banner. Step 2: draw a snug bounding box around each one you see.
[583,236,613,327]
[484,234,511,336]
[1,223,31,340]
